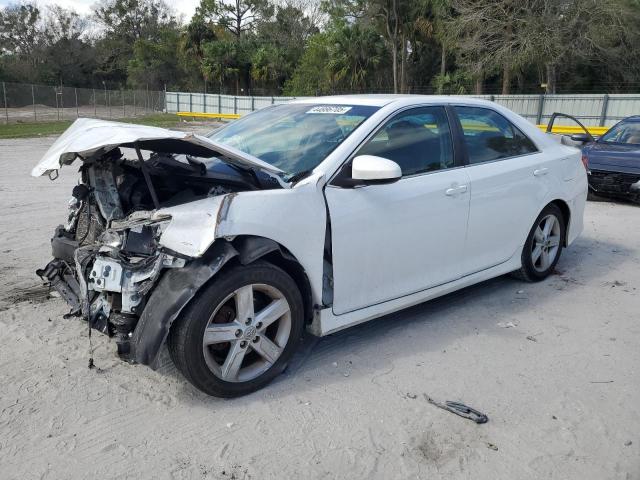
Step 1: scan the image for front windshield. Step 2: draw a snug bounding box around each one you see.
[599,121,640,145]
[207,103,378,179]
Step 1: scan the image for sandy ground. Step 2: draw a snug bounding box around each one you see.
[0,135,638,480]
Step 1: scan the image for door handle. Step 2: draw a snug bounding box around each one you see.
[445,185,468,196]
[533,168,549,177]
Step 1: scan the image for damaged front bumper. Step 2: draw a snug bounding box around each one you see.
[38,215,186,358]
[588,169,640,201]
[32,118,285,368]
[36,183,243,368]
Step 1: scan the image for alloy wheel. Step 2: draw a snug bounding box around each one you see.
[202,283,291,383]
[531,214,561,272]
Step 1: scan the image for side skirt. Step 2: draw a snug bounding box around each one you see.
[309,252,522,337]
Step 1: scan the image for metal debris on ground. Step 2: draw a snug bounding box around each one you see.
[424,394,489,424]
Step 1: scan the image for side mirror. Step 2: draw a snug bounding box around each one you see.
[569,133,592,144]
[351,155,402,184]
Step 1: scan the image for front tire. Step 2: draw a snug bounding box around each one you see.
[512,204,565,282]
[168,261,304,398]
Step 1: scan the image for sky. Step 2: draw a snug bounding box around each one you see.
[0,0,200,20]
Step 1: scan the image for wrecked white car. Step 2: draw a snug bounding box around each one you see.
[33,96,587,397]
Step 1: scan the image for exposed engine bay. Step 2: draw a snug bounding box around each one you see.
[37,146,281,358]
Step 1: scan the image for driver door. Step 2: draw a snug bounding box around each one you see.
[325,106,470,315]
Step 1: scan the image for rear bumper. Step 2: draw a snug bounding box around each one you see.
[588,169,640,199]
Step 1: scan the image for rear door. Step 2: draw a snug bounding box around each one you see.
[453,106,553,275]
[325,106,470,315]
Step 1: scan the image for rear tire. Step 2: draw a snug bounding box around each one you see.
[512,204,565,282]
[168,261,304,398]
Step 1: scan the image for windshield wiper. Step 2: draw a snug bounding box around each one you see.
[288,169,314,185]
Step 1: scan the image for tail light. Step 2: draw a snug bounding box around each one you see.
[581,154,589,171]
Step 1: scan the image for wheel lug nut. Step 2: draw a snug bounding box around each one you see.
[256,322,262,329]
[245,318,252,325]
[235,329,242,337]
[253,336,260,343]
[240,341,247,348]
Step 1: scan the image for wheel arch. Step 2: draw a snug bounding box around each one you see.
[130,235,314,370]
[518,199,571,260]
[548,199,571,246]
[192,235,315,326]
[225,235,314,324]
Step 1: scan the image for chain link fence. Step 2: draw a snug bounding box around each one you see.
[166,92,308,117]
[3,81,640,128]
[1,82,165,124]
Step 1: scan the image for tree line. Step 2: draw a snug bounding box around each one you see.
[1,0,640,96]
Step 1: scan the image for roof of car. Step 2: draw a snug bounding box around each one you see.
[291,94,493,108]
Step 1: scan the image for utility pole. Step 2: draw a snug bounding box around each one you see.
[55,87,59,121]
[2,82,7,124]
[32,84,36,121]
[60,83,64,120]
[102,81,107,118]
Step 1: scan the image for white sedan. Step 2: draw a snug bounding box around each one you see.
[33,95,587,397]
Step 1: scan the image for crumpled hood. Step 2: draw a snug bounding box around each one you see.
[31,118,284,177]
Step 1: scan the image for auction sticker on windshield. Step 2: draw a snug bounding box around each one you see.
[306,106,352,114]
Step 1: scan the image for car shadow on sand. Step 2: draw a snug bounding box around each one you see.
[160,234,633,406]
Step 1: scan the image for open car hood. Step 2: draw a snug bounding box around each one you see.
[31,118,285,177]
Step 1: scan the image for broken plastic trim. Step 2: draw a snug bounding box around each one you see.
[425,395,489,424]
[128,241,239,367]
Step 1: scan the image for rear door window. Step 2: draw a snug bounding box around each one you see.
[455,106,538,164]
